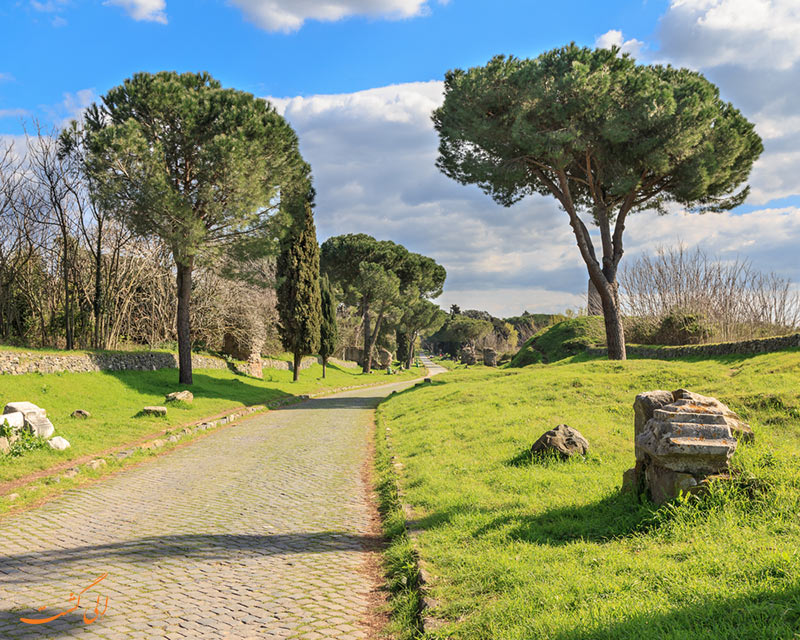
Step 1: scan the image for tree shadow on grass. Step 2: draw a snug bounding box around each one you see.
[468,491,659,546]
[551,584,800,640]
[101,369,294,410]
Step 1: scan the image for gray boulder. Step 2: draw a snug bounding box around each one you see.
[142,406,167,416]
[71,409,91,419]
[48,436,71,451]
[531,424,589,459]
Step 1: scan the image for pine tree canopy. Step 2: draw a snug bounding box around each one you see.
[433,44,763,222]
[82,71,310,264]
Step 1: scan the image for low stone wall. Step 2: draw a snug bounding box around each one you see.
[326,357,360,370]
[0,349,362,377]
[0,351,229,376]
[586,333,800,360]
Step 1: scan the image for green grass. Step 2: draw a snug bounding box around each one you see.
[0,362,424,486]
[509,316,606,366]
[377,349,800,639]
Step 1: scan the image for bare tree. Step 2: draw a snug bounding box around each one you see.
[620,245,800,343]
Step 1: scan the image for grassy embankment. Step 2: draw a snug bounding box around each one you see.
[0,357,425,512]
[377,349,800,639]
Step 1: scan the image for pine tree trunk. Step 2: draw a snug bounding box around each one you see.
[293,351,301,382]
[176,259,194,385]
[406,332,416,369]
[322,357,327,378]
[362,300,372,374]
[600,280,626,360]
[365,311,385,372]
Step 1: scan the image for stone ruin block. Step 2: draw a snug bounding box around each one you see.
[459,346,477,365]
[623,388,753,504]
[483,348,498,367]
[3,401,55,439]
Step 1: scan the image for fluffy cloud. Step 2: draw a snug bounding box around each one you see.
[659,0,800,70]
[104,0,167,24]
[269,82,800,317]
[0,109,30,119]
[229,0,436,32]
[655,0,800,207]
[595,29,645,58]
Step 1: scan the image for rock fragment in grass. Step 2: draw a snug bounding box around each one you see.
[87,459,107,470]
[166,390,193,404]
[48,436,71,450]
[71,409,91,419]
[142,406,167,417]
[531,424,589,459]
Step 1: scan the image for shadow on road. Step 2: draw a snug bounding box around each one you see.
[0,532,384,586]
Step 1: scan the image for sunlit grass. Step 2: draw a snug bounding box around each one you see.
[377,350,800,639]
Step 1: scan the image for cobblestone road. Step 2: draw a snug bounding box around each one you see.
[0,378,425,640]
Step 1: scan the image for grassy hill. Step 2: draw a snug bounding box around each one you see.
[509,316,606,365]
[377,349,800,639]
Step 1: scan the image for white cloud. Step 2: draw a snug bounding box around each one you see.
[595,29,645,58]
[0,73,14,83]
[659,0,800,70]
[29,0,68,12]
[104,0,168,24]
[0,109,30,118]
[653,0,800,206]
[229,0,436,32]
[268,82,800,317]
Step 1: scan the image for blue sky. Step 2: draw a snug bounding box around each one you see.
[2,0,798,315]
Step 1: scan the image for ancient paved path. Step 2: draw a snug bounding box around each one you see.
[0,369,440,640]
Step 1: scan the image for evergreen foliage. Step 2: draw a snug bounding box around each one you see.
[277,196,322,382]
[320,234,445,373]
[318,273,338,378]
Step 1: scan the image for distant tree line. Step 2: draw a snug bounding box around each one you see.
[320,233,447,373]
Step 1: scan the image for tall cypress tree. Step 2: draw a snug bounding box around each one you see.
[277,196,321,382]
[318,273,338,379]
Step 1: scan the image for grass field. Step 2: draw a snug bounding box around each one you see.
[0,361,424,486]
[377,350,800,639]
